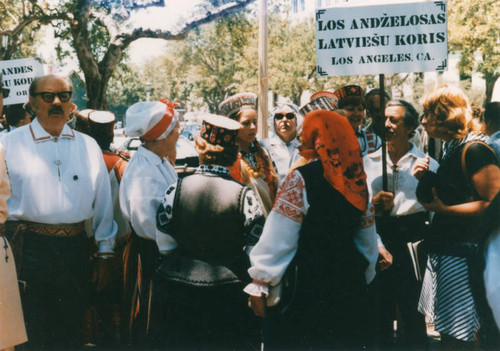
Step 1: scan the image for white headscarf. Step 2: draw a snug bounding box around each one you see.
[267,103,302,138]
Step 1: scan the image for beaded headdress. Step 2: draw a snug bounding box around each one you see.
[310,90,339,109]
[218,92,257,118]
[333,85,364,103]
[299,96,337,117]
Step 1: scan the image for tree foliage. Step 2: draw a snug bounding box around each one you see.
[1,0,256,109]
[267,17,316,105]
[3,0,497,111]
[155,14,254,113]
[0,0,65,60]
[448,0,499,103]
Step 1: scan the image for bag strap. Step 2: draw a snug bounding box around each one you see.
[461,141,496,199]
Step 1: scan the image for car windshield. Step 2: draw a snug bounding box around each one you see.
[176,136,198,160]
[181,123,201,141]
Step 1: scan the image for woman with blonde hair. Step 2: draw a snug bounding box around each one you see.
[414,85,500,349]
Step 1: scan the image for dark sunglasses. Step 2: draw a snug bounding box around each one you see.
[275,112,295,120]
[33,91,72,103]
[1,88,9,99]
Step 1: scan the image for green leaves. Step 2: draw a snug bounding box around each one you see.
[448,0,499,102]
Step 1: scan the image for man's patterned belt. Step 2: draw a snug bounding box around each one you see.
[5,221,85,237]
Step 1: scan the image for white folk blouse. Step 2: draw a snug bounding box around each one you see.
[119,145,178,253]
[245,169,379,302]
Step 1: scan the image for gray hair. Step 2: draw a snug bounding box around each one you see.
[386,99,419,138]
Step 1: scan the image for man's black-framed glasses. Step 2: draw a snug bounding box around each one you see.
[275,112,295,120]
[1,88,9,99]
[33,91,72,103]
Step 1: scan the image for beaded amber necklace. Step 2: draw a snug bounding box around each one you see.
[241,153,264,178]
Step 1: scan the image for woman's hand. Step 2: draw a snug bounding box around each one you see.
[373,191,394,212]
[412,156,430,180]
[420,187,447,213]
[249,295,267,318]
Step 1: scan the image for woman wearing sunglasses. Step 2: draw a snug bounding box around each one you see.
[260,104,302,185]
[219,93,279,216]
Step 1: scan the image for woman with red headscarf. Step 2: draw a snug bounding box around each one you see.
[245,110,374,350]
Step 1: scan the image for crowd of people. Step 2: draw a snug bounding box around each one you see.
[0,72,499,351]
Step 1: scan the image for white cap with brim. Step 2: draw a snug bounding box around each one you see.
[125,101,179,141]
[78,109,95,118]
[201,114,242,147]
[89,110,115,124]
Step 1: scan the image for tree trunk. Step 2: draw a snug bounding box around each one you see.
[484,73,499,106]
[85,76,106,109]
[292,87,303,107]
[1,36,22,61]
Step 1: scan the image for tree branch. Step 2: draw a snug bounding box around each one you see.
[91,11,120,41]
[119,0,255,49]
[0,12,69,36]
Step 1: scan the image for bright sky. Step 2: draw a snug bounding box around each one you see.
[38,0,205,70]
[128,0,204,65]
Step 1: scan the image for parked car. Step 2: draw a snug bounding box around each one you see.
[112,128,127,151]
[175,136,199,168]
[181,122,201,141]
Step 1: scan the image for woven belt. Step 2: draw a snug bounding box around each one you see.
[6,221,85,237]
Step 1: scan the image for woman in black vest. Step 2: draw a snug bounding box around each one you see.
[246,110,370,350]
[151,114,265,350]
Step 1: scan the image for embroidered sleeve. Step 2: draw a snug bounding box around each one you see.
[156,182,177,234]
[272,170,306,223]
[360,202,375,229]
[242,189,265,247]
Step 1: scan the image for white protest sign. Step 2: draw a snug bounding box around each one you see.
[316,1,448,77]
[0,57,44,105]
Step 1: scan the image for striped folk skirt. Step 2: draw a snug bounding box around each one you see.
[418,254,479,342]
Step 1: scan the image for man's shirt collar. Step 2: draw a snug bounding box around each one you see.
[366,142,423,163]
[29,118,75,143]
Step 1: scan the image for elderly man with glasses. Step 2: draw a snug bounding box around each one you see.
[260,103,302,185]
[1,74,117,350]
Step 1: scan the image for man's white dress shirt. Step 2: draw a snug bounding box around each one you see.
[363,143,439,217]
[1,119,117,253]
